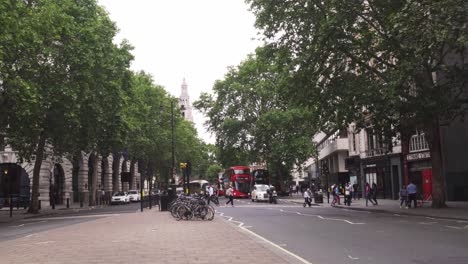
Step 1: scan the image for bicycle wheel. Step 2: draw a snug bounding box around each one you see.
[171,203,181,218]
[204,206,215,221]
[177,205,193,220]
[195,206,209,220]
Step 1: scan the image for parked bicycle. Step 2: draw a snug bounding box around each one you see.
[169,194,215,221]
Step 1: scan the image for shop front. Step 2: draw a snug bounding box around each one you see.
[361,154,401,200]
[406,151,432,200]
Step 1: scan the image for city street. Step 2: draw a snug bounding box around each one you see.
[216,198,468,264]
[1,199,468,264]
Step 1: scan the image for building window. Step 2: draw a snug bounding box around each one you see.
[352,133,357,152]
[409,132,429,152]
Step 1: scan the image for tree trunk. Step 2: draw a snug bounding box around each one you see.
[112,154,120,193]
[428,118,447,208]
[28,131,46,214]
[129,160,136,190]
[89,153,99,206]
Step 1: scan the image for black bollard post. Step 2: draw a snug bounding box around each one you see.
[38,200,41,210]
[52,197,55,210]
[80,193,83,208]
[66,198,70,208]
[9,196,13,218]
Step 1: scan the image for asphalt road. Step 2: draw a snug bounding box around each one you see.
[0,203,146,242]
[216,198,468,264]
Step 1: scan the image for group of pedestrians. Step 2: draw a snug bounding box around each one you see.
[399,181,418,209]
[330,182,355,206]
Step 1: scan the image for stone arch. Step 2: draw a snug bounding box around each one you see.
[111,153,122,193]
[71,152,89,205]
[120,158,130,192]
[87,153,102,206]
[101,155,113,195]
[52,164,65,204]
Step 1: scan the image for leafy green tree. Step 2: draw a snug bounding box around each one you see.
[194,46,317,186]
[206,164,223,184]
[248,0,468,207]
[0,0,133,212]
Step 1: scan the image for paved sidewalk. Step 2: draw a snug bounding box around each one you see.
[0,203,106,223]
[282,195,468,220]
[0,210,293,264]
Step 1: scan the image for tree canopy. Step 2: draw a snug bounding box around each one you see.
[194,46,318,184]
[247,0,468,207]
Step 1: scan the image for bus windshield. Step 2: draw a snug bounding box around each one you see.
[235,181,250,194]
[233,169,250,174]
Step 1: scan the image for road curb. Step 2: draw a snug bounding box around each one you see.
[280,199,468,221]
[331,205,468,221]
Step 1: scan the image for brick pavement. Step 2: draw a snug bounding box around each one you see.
[0,210,293,264]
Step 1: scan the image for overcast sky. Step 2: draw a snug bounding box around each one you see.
[97,0,261,143]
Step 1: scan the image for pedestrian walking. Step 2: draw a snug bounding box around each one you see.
[207,184,214,205]
[335,184,341,205]
[225,186,234,207]
[345,182,352,206]
[303,188,312,207]
[399,185,408,208]
[406,181,418,208]
[371,182,378,205]
[352,183,359,200]
[365,182,375,206]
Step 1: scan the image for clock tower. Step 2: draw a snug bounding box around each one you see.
[178,78,193,122]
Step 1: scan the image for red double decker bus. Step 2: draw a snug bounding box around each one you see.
[223,166,251,198]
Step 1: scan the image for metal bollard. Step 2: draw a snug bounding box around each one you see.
[66,198,70,208]
[10,196,13,218]
[38,200,41,210]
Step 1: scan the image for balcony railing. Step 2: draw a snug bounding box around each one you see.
[409,133,429,153]
[365,147,388,157]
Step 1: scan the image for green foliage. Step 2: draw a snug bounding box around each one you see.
[206,164,223,183]
[194,46,318,182]
[247,0,468,207]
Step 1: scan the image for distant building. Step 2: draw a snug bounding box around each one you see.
[178,78,193,122]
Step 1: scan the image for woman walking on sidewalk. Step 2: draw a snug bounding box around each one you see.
[345,182,352,206]
[365,182,375,206]
[303,188,312,207]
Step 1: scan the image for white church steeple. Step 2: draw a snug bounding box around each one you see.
[179,78,193,122]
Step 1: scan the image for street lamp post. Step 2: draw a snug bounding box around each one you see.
[140,170,144,212]
[171,100,175,186]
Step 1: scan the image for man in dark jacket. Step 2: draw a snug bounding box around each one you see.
[371,182,378,205]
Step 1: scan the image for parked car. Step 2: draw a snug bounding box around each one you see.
[251,184,271,202]
[127,190,140,202]
[111,192,129,205]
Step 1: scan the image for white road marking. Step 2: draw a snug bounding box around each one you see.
[24,234,34,238]
[348,255,359,260]
[14,224,25,227]
[35,241,54,245]
[273,208,365,225]
[418,222,437,225]
[218,213,313,264]
[446,225,468,230]
[22,214,121,222]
